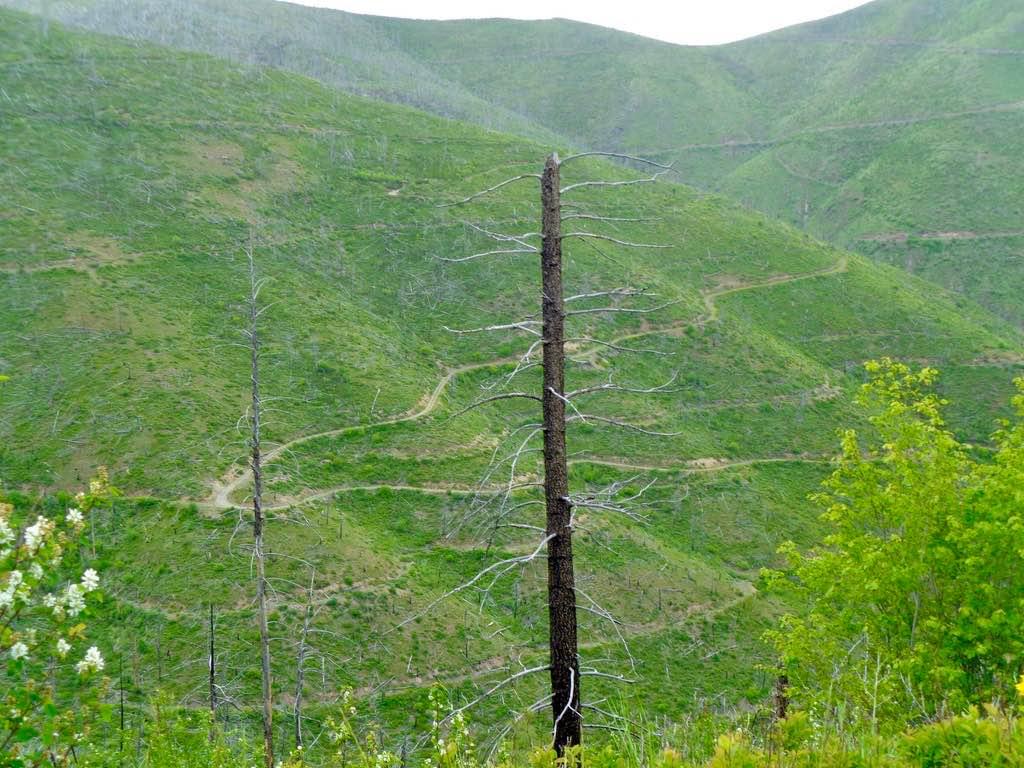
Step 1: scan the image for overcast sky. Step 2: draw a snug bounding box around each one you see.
[281,0,874,45]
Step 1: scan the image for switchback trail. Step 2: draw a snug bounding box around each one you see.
[206,257,851,510]
[857,229,1024,243]
[252,454,833,512]
[640,99,1024,155]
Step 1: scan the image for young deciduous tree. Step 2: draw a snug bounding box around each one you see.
[0,472,111,766]
[765,359,1024,732]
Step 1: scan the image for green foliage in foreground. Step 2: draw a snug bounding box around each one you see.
[63,697,1024,768]
[767,360,1024,731]
[6,362,1024,768]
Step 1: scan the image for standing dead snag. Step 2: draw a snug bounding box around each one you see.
[540,154,581,751]
[434,151,675,756]
[293,572,316,751]
[246,246,275,768]
[208,603,217,743]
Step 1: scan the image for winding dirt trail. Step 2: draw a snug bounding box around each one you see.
[252,454,832,512]
[208,357,518,509]
[205,257,851,510]
[640,99,1024,155]
[857,229,1024,244]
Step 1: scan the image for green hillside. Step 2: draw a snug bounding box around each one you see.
[1,5,1023,750]
[8,0,1021,328]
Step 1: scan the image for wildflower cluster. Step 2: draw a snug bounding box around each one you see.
[312,690,400,768]
[426,688,480,768]
[0,471,114,766]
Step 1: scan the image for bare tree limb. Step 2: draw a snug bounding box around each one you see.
[448,393,543,420]
[444,321,541,336]
[562,232,671,249]
[567,413,683,437]
[561,166,673,194]
[559,151,673,169]
[437,247,536,264]
[441,173,541,207]
[566,297,684,316]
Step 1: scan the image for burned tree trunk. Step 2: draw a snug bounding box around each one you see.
[432,150,674,750]
[208,603,217,742]
[247,248,274,768]
[774,674,790,721]
[540,153,581,754]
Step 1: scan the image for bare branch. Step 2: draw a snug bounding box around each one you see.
[567,413,682,437]
[566,297,684,316]
[566,372,680,398]
[579,667,636,683]
[443,321,541,336]
[559,151,673,169]
[441,173,541,207]
[448,392,543,420]
[562,232,671,249]
[442,665,551,725]
[466,222,542,249]
[437,247,537,263]
[565,336,670,357]
[391,534,555,631]
[483,338,544,389]
[565,288,654,303]
[549,386,589,424]
[552,669,578,739]
[561,166,673,195]
[561,213,661,224]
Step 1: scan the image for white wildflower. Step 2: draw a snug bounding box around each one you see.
[80,569,99,592]
[29,563,43,580]
[66,508,84,528]
[56,638,71,658]
[24,516,52,554]
[64,583,86,617]
[75,646,104,675]
[9,642,28,660]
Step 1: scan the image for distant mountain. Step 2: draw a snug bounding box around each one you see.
[7,0,1022,325]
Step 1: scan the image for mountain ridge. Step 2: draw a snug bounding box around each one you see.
[9,0,1019,325]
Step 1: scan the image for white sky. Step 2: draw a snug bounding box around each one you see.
[281,0,874,45]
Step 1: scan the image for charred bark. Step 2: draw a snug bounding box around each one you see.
[540,153,581,754]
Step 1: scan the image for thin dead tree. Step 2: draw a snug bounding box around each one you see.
[208,603,217,742]
[245,245,275,768]
[436,151,677,755]
[293,572,315,751]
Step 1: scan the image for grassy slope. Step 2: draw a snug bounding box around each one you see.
[367,0,1024,324]
[8,0,1021,327]
[1,7,1023,751]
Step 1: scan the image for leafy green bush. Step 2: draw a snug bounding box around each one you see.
[764,360,1024,731]
[0,472,114,766]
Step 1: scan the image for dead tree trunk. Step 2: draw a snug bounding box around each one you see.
[208,603,216,742]
[540,153,581,754]
[248,248,274,768]
[773,674,789,721]
[294,575,314,750]
[432,150,674,749]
